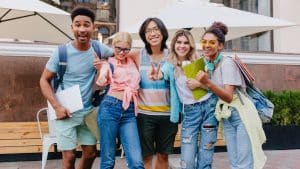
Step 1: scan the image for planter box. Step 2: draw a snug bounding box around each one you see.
[263,125,300,150]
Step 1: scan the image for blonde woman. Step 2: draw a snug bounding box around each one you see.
[96,32,144,169]
[150,29,218,169]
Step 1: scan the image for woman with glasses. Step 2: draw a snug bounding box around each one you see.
[195,22,266,169]
[96,32,144,169]
[149,29,218,169]
[129,17,178,169]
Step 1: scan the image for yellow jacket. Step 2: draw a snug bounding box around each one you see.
[215,92,267,169]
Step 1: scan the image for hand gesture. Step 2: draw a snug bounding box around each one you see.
[96,62,110,86]
[195,70,209,85]
[55,106,72,120]
[93,53,107,70]
[148,63,161,81]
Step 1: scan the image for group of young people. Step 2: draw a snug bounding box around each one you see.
[40,6,266,169]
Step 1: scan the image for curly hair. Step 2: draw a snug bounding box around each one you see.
[71,6,95,23]
[204,22,228,44]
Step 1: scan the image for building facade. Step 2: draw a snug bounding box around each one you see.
[211,0,300,53]
[42,0,117,42]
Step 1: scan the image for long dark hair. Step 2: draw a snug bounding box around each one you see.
[139,17,168,55]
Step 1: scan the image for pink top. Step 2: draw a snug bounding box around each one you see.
[107,57,140,115]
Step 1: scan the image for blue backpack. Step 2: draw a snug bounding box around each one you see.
[52,40,113,107]
[232,55,274,123]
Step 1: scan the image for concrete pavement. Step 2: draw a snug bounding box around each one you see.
[0,149,299,169]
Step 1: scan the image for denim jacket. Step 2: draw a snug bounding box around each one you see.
[161,62,182,123]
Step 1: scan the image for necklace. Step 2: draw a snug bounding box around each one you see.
[204,53,223,76]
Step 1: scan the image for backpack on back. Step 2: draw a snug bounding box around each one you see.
[232,55,274,123]
[52,44,67,92]
[52,40,112,107]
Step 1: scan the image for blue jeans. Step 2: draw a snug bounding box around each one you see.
[98,95,144,169]
[180,95,218,169]
[223,107,253,169]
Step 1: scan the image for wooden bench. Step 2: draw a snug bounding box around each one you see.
[0,122,49,154]
[0,122,225,154]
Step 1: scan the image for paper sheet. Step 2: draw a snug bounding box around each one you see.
[47,84,83,120]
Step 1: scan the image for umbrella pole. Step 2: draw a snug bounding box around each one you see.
[36,12,73,41]
[0,9,11,20]
[0,9,73,41]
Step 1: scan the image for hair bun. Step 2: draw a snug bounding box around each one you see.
[210,22,228,36]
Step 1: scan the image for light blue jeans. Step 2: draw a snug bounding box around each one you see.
[223,107,253,169]
[180,95,218,169]
[98,95,144,169]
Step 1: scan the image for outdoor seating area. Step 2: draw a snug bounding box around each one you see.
[0,122,48,155]
[0,114,225,154]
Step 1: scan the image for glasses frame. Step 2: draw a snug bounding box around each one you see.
[145,27,161,34]
[114,46,131,54]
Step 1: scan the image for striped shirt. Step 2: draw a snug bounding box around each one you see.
[138,48,171,115]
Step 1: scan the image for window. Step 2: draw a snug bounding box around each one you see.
[98,26,110,39]
[98,0,110,2]
[210,0,272,52]
[77,0,89,3]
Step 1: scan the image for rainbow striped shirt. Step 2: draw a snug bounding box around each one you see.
[138,48,171,115]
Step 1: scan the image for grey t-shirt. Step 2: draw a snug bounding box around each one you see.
[211,56,246,89]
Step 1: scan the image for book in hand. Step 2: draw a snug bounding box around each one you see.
[182,57,207,100]
[48,84,83,120]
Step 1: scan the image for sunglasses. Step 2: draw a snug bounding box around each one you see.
[200,39,218,49]
[114,46,131,54]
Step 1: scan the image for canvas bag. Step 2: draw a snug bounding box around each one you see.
[232,55,274,123]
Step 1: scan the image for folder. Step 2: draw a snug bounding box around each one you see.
[182,58,207,100]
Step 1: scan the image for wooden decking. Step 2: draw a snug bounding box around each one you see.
[0,122,225,154]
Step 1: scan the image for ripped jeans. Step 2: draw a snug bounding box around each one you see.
[180,95,218,169]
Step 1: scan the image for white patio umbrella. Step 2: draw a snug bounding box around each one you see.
[0,0,73,43]
[123,1,296,43]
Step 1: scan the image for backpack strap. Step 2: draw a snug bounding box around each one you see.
[109,62,114,74]
[55,41,100,92]
[91,40,101,59]
[57,44,67,90]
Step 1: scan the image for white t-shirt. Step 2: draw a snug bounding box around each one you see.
[175,71,211,105]
[211,56,246,90]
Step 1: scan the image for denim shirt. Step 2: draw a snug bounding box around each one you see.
[161,62,182,123]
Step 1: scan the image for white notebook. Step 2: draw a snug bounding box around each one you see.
[47,84,83,120]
